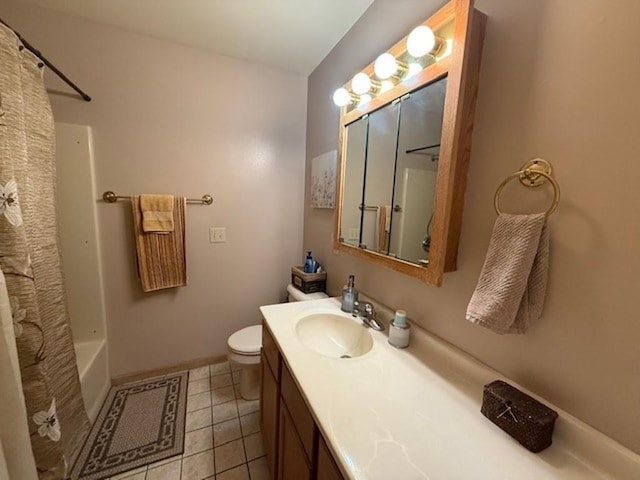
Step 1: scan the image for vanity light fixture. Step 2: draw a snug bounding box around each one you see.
[331,18,449,108]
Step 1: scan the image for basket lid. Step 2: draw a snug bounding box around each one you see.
[484,380,558,425]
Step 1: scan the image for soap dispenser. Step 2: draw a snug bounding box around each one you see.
[341,275,358,312]
[304,251,315,273]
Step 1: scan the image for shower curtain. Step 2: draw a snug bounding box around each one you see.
[0,24,90,479]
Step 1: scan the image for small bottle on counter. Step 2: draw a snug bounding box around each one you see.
[388,310,410,349]
[341,275,358,312]
[304,251,315,273]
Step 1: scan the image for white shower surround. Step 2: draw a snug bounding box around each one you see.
[56,123,109,423]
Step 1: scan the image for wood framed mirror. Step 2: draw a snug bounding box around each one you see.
[333,0,486,286]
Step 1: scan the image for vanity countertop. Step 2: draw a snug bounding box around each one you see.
[260,297,640,480]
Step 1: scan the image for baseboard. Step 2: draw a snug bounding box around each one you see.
[111,354,227,386]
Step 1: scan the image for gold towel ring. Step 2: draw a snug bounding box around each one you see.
[494,159,560,217]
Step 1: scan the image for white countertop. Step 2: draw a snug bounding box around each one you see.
[260,297,640,480]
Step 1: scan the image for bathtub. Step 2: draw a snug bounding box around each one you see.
[74,340,110,423]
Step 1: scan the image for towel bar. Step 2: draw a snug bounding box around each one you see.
[493,159,560,217]
[102,191,213,206]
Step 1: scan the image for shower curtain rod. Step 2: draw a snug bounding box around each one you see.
[0,18,92,102]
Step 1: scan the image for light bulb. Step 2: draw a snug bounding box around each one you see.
[333,88,352,107]
[379,80,394,94]
[406,63,423,78]
[358,94,372,106]
[437,38,454,60]
[407,26,436,58]
[351,72,372,95]
[374,53,398,80]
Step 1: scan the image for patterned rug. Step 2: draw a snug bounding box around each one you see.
[71,372,189,480]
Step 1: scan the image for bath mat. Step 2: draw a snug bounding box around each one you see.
[71,371,189,480]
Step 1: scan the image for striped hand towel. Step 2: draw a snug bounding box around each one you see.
[132,195,187,292]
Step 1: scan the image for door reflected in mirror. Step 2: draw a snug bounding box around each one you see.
[338,77,447,266]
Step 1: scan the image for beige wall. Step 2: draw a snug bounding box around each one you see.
[305,0,640,454]
[4,1,308,377]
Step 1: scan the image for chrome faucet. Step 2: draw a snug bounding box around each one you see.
[352,301,384,331]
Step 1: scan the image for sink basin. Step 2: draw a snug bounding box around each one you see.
[295,312,374,359]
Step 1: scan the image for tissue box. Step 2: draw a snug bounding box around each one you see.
[481,380,558,453]
[291,266,326,294]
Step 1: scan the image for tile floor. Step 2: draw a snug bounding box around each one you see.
[108,361,269,480]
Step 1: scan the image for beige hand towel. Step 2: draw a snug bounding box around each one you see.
[132,196,187,292]
[377,205,391,253]
[466,213,549,334]
[140,194,174,232]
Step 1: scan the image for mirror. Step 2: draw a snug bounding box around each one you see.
[333,0,486,285]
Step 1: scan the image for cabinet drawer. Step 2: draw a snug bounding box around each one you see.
[280,363,316,462]
[262,322,280,381]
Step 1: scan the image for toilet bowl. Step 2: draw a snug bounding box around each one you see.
[227,284,328,400]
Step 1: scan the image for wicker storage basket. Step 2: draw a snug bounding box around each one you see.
[481,380,558,453]
[291,266,327,294]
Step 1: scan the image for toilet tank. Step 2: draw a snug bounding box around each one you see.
[286,284,328,302]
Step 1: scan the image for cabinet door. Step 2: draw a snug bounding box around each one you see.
[260,351,279,479]
[317,436,345,480]
[277,404,312,480]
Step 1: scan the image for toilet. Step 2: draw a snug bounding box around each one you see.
[227,284,328,400]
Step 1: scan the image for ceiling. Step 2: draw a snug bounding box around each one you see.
[22,0,374,76]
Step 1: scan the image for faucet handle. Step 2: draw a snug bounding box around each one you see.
[353,301,375,317]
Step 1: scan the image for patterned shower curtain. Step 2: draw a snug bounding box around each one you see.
[0,24,90,479]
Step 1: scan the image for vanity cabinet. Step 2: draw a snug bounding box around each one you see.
[261,323,347,480]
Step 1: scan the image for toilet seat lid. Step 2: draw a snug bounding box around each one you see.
[228,325,262,355]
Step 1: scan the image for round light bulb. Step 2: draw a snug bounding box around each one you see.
[358,94,372,106]
[374,53,398,80]
[407,26,436,58]
[406,62,423,78]
[333,88,352,107]
[379,80,394,94]
[351,72,372,95]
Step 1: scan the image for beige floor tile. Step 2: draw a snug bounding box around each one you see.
[214,438,246,473]
[110,466,147,479]
[230,362,241,372]
[146,459,181,480]
[188,377,210,396]
[210,361,231,375]
[232,370,241,385]
[109,473,146,480]
[187,391,212,413]
[211,373,233,389]
[184,426,213,457]
[216,463,250,480]
[213,418,242,447]
[212,386,236,405]
[147,454,182,469]
[212,400,239,424]
[237,398,259,417]
[243,432,265,461]
[248,456,270,480]
[181,449,214,480]
[189,366,210,382]
[240,412,260,436]
[186,407,213,432]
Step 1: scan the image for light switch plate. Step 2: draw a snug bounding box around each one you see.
[209,227,227,243]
